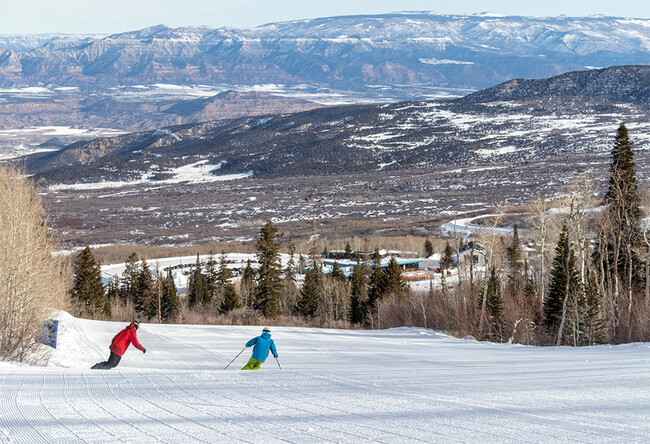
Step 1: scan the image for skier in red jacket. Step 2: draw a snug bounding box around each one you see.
[91,321,146,369]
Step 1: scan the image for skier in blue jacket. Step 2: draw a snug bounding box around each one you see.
[242,327,278,370]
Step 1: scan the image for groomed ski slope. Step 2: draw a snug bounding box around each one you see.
[1,314,650,443]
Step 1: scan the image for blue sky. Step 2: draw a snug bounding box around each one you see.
[1,0,649,34]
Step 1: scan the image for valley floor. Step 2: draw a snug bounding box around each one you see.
[1,314,649,443]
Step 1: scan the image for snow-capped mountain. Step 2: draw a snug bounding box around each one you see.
[1,13,650,93]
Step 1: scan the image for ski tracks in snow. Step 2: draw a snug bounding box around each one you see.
[4,317,650,443]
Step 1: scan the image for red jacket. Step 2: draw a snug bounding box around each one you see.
[110,324,144,356]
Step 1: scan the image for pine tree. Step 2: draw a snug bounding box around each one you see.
[70,246,110,318]
[299,267,321,318]
[254,221,284,318]
[583,271,607,345]
[331,261,345,280]
[283,235,299,315]
[440,242,454,273]
[187,254,208,307]
[134,259,156,319]
[204,251,217,305]
[328,263,351,321]
[350,259,368,324]
[595,122,645,335]
[217,251,230,286]
[106,275,120,302]
[384,257,406,295]
[120,252,140,303]
[440,241,454,289]
[424,239,434,258]
[507,223,524,292]
[212,251,231,309]
[220,282,241,313]
[239,259,256,307]
[345,240,352,258]
[368,247,387,312]
[160,269,180,322]
[478,267,503,341]
[298,254,306,275]
[544,223,581,335]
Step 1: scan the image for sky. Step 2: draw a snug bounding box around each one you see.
[1,0,650,34]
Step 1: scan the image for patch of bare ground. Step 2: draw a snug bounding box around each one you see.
[43,151,650,252]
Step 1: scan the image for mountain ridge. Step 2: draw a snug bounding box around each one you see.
[23,65,650,185]
[458,65,650,104]
[2,13,650,92]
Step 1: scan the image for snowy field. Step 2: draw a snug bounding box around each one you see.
[1,314,650,442]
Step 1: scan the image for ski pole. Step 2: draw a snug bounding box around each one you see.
[224,347,246,370]
[274,356,282,369]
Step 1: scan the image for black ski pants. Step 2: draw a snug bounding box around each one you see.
[91,351,122,369]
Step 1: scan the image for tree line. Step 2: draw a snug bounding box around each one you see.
[70,222,407,327]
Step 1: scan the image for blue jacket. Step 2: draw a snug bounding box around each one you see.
[246,332,277,361]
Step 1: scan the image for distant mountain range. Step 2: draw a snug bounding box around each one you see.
[25,65,650,185]
[2,13,650,94]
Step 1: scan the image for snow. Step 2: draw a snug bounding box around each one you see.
[48,161,254,191]
[442,214,515,236]
[101,252,263,292]
[419,58,475,65]
[1,313,650,442]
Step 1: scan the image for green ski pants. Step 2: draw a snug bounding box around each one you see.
[241,358,264,370]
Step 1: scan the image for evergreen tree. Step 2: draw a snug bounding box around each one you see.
[160,269,180,322]
[368,247,387,311]
[204,251,217,305]
[239,259,256,307]
[440,242,454,273]
[217,251,230,286]
[595,123,645,334]
[424,239,434,258]
[298,254,306,275]
[187,254,208,307]
[105,275,120,302]
[134,259,156,319]
[220,282,241,313]
[299,267,321,318]
[345,241,352,258]
[331,261,345,280]
[283,235,299,315]
[328,262,351,321]
[254,221,284,318]
[440,242,454,289]
[583,271,607,345]
[70,246,110,318]
[506,223,524,292]
[544,223,581,334]
[384,257,407,295]
[119,252,140,303]
[212,251,230,309]
[478,267,503,341]
[350,259,368,324]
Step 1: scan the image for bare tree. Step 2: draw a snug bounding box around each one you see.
[0,165,68,362]
[529,194,557,304]
[565,175,598,286]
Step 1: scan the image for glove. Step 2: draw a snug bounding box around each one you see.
[143,348,147,354]
[274,355,278,358]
